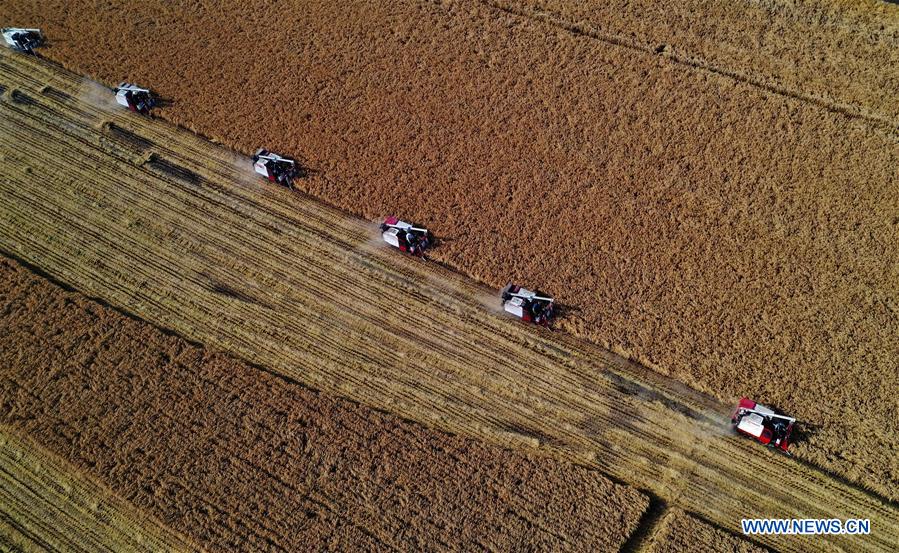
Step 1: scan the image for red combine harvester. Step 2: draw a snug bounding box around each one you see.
[252,149,301,189]
[501,284,555,326]
[732,397,796,453]
[380,217,431,257]
[114,83,157,115]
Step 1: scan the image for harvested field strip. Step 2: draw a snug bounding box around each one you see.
[0,258,648,552]
[488,0,899,125]
[0,50,896,552]
[0,428,195,552]
[3,0,896,497]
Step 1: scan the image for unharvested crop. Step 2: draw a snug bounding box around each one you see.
[1,0,895,495]
[493,0,899,122]
[647,510,769,553]
[0,257,648,552]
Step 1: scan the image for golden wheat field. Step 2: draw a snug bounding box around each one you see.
[0,428,196,552]
[646,509,768,553]
[0,48,897,552]
[2,0,896,500]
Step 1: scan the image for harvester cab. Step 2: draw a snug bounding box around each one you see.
[253,148,300,189]
[2,28,43,54]
[731,397,796,453]
[501,284,555,326]
[380,217,431,257]
[114,83,157,115]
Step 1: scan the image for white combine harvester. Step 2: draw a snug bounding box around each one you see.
[380,217,431,257]
[2,28,43,54]
[252,149,301,189]
[114,83,157,115]
[501,284,555,326]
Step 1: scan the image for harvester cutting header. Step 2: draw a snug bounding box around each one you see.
[115,83,157,115]
[2,28,43,54]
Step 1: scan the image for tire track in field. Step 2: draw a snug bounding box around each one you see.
[1,49,897,553]
[476,0,899,133]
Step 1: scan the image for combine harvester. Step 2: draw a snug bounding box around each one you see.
[252,149,301,189]
[732,397,796,453]
[114,83,158,115]
[501,284,555,326]
[380,217,431,257]
[2,28,43,54]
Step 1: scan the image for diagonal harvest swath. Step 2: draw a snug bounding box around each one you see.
[1,257,648,552]
[4,0,898,497]
[0,49,896,553]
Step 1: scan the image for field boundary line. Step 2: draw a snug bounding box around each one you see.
[0,427,198,552]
